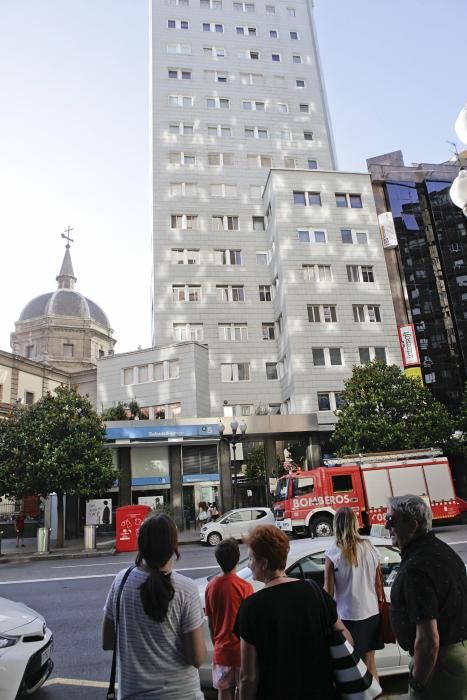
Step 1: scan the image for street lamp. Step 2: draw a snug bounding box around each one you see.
[450,102,467,217]
[218,418,247,509]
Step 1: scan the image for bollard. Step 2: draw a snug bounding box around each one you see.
[37,527,51,553]
[84,524,97,550]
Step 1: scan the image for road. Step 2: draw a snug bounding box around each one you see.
[2,525,467,699]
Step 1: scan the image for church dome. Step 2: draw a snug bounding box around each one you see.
[19,290,110,328]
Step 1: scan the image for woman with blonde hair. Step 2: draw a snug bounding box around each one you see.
[324,506,383,680]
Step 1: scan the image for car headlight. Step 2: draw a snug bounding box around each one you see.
[201,526,207,532]
[0,635,19,648]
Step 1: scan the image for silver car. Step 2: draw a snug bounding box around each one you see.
[199,507,275,546]
[196,536,407,687]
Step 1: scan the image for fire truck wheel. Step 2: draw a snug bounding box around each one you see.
[309,516,333,538]
[207,532,222,547]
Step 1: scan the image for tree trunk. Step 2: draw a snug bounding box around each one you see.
[56,492,65,548]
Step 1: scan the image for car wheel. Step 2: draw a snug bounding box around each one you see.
[207,532,222,547]
[310,516,333,538]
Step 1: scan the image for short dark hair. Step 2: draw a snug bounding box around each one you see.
[215,538,240,572]
[245,525,289,571]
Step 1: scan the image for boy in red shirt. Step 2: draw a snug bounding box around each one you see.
[205,538,253,700]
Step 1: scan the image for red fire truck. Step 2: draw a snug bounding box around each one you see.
[273,449,463,537]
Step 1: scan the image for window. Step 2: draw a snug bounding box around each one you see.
[218,323,248,340]
[341,228,369,245]
[281,129,292,140]
[317,391,343,411]
[296,79,306,89]
[168,18,190,29]
[297,229,327,243]
[266,4,275,13]
[63,343,73,358]
[312,348,343,370]
[277,102,289,113]
[172,284,201,302]
[346,265,374,283]
[211,215,239,230]
[123,368,133,385]
[259,285,272,302]
[242,99,265,111]
[239,72,264,85]
[169,151,196,165]
[357,231,368,245]
[290,30,298,39]
[168,94,194,107]
[234,1,255,10]
[353,305,381,323]
[269,29,278,38]
[298,103,309,114]
[169,122,194,135]
[332,474,353,492]
[216,285,245,302]
[203,21,224,31]
[252,216,265,230]
[201,0,222,6]
[214,249,242,264]
[302,264,332,282]
[303,130,313,140]
[24,391,34,406]
[359,347,387,364]
[293,191,321,206]
[138,365,149,383]
[262,323,275,340]
[171,248,200,264]
[221,363,251,382]
[169,182,197,197]
[236,25,257,35]
[244,126,268,139]
[203,46,226,57]
[167,43,192,55]
[171,214,198,229]
[153,362,165,381]
[207,124,232,137]
[266,362,278,380]
[247,154,272,168]
[204,70,229,83]
[335,192,363,208]
[207,97,230,109]
[208,152,233,165]
[170,0,189,5]
[168,68,192,80]
[210,183,237,197]
[307,305,337,323]
[312,348,325,366]
[271,53,281,62]
[286,7,295,16]
[256,251,268,265]
[307,159,318,170]
[174,323,204,341]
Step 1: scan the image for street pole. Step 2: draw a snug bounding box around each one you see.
[218,419,247,511]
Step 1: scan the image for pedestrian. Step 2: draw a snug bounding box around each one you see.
[324,506,383,680]
[197,501,209,528]
[210,502,219,521]
[102,513,206,699]
[15,510,26,547]
[205,538,253,700]
[236,524,349,700]
[386,494,467,699]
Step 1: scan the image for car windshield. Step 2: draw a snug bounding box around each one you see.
[273,478,288,502]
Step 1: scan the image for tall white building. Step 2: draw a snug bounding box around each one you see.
[150,0,401,419]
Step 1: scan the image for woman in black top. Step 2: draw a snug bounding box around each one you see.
[237,525,349,700]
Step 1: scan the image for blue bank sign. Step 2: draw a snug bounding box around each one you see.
[106,423,218,441]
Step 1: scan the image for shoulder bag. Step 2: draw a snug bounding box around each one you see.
[308,580,382,700]
[375,566,396,644]
[107,566,135,700]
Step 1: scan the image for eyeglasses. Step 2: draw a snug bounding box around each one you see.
[385,515,395,527]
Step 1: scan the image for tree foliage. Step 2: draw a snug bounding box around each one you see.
[244,445,266,480]
[101,400,148,421]
[0,386,116,546]
[331,361,454,455]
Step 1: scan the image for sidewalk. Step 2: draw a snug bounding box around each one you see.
[0,528,201,564]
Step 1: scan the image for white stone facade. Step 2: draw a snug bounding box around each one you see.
[150,0,401,419]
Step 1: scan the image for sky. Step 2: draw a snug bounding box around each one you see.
[0,0,466,355]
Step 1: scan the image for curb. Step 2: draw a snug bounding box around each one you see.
[0,537,201,564]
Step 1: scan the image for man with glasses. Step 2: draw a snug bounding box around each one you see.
[385,494,467,698]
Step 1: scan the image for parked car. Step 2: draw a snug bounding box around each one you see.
[196,536,407,687]
[0,596,53,698]
[199,507,275,546]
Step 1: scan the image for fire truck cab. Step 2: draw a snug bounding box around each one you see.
[273,449,461,537]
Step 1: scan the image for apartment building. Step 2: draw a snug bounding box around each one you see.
[151,0,401,418]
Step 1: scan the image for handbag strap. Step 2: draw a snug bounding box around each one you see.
[107,566,135,700]
[375,565,385,603]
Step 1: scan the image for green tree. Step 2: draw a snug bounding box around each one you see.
[244,445,266,480]
[101,400,148,421]
[0,385,116,548]
[331,361,454,455]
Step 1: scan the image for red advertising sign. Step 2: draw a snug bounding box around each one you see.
[398,324,420,367]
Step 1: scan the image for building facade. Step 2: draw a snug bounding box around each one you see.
[368,151,467,409]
